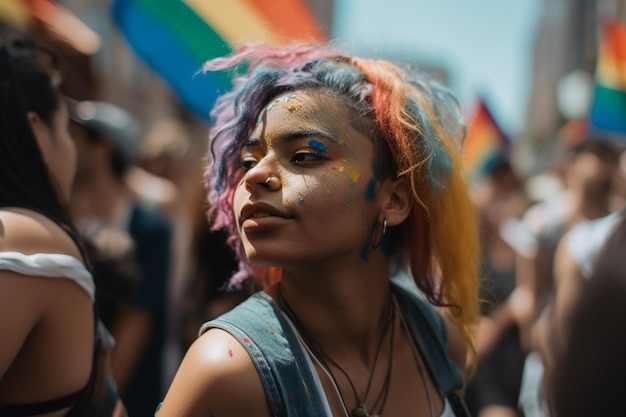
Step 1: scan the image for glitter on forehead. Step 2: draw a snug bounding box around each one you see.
[267,93,298,111]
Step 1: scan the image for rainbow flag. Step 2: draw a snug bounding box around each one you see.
[589,19,626,136]
[0,0,31,29]
[462,98,509,179]
[112,0,326,122]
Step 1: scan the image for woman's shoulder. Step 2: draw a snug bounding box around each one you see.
[564,210,624,279]
[159,328,270,417]
[0,208,82,261]
[192,328,259,376]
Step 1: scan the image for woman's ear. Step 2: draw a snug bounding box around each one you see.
[27,111,50,156]
[379,177,412,227]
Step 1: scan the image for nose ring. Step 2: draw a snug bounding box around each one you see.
[265,176,280,189]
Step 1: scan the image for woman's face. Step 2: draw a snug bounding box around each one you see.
[35,101,77,201]
[567,150,618,194]
[233,90,384,268]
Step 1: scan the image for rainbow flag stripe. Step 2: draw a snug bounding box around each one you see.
[112,0,325,121]
[589,19,626,136]
[0,0,31,29]
[462,98,509,179]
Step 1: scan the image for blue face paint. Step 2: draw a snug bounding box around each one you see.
[364,178,377,201]
[360,245,370,262]
[308,139,327,153]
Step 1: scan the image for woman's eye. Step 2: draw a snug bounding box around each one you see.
[291,151,329,165]
[240,156,258,170]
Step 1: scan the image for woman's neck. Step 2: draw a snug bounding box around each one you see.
[273,257,393,365]
[566,189,612,227]
[72,174,133,227]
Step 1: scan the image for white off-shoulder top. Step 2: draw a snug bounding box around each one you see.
[0,251,94,301]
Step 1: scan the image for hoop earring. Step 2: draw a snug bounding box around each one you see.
[371,218,387,249]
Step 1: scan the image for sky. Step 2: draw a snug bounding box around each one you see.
[332,0,544,138]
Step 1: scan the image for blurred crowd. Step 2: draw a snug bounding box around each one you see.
[62,96,249,417]
[0,13,249,416]
[60,81,626,417]
[55,61,626,417]
[465,133,626,417]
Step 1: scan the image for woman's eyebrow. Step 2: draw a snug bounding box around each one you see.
[243,138,262,147]
[245,128,341,148]
[277,128,340,144]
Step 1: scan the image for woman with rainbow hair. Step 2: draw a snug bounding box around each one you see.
[158,43,480,417]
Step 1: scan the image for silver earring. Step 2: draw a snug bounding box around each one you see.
[371,218,387,249]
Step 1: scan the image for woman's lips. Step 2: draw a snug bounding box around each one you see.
[240,203,291,231]
[241,214,291,231]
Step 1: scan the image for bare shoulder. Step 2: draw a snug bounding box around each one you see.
[0,208,82,261]
[159,328,271,417]
[554,236,575,283]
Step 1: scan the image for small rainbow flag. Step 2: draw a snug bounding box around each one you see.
[112,0,326,122]
[589,19,626,136]
[462,98,509,179]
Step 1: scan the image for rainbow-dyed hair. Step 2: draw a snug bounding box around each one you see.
[203,43,480,361]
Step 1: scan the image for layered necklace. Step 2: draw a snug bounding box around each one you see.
[278,286,396,417]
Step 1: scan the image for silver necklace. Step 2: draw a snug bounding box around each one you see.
[321,307,395,417]
[278,287,395,417]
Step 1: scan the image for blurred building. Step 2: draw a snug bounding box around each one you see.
[517,0,626,175]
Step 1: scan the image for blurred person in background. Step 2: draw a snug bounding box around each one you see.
[131,117,248,386]
[130,117,197,383]
[68,99,173,417]
[0,37,125,417]
[610,147,626,206]
[511,137,621,417]
[178,177,248,351]
[548,147,625,403]
[466,155,531,417]
[133,117,193,217]
[550,212,626,417]
[552,207,625,347]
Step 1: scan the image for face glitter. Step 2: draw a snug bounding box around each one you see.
[343,164,360,184]
[267,93,297,111]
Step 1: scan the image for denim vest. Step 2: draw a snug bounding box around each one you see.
[200,282,470,417]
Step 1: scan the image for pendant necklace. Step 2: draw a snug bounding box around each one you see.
[278,286,396,417]
[327,308,395,417]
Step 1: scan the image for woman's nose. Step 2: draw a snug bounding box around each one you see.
[243,158,281,192]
